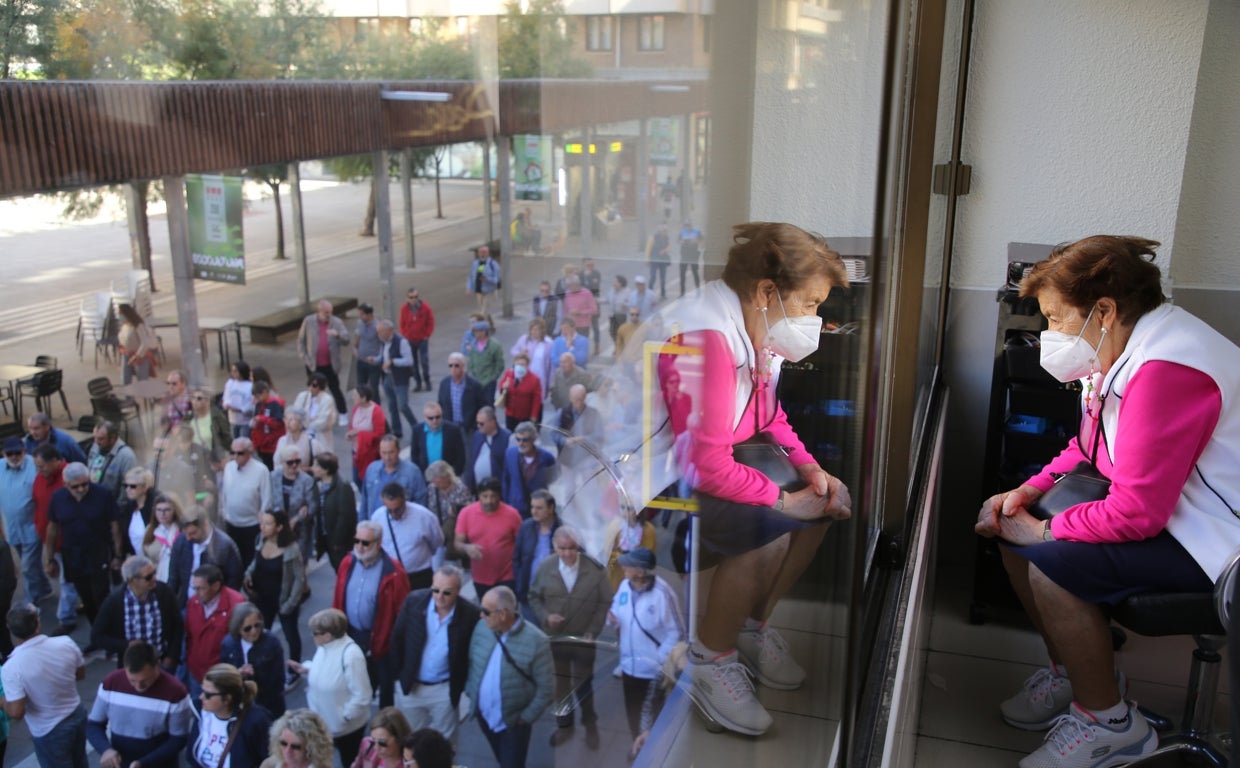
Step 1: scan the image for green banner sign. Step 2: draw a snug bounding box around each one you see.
[649,118,679,166]
[186,174,246,285]
[514,135,551,201]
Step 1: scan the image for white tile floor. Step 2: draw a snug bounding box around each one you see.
[915,564,1232,766]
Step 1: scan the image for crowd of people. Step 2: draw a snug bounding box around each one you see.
[0,221,863,768]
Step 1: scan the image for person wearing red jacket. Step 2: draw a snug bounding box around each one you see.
[185,563,246,696]
[399,287,436,393]
[494,353,543,432]
[248,381,286,470]
[333,520,410,708]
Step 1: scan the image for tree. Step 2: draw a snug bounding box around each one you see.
[497,0,592,80]
[1,0,62,78]
[244,164,289,259]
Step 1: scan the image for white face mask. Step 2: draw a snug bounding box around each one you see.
[763,291,823,362]
[1039,306,1107,383]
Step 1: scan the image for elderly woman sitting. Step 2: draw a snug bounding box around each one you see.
[220,601,287,718]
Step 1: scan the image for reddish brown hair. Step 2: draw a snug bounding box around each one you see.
[721,222,847,298]
[1020,235,1165,325]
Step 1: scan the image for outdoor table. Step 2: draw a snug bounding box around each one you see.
[0,364,49,423]
[149,316,243,370]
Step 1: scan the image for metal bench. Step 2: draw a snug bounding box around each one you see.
[240,296,359,344]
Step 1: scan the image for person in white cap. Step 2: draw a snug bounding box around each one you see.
[630,274,657,319]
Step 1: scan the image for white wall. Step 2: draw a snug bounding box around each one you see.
[1170,0,1240,290]
[952,0,1209,289]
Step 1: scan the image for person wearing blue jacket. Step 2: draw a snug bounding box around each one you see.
[24,412,87,464]
[463,407,511,493]
[500,422,556,519]
[360,435,428,520]
[512,490,561,609]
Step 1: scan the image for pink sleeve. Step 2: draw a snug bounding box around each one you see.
[684,331,814,507]
[1049,361,1221,542]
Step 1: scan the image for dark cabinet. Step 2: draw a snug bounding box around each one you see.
[970,289,1080,623]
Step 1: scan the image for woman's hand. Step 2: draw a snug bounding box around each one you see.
[781,486,830,521]
[789,464,852,521]
[287,660,308,676]
[996,509,1047,547]
[975,484,1042,538]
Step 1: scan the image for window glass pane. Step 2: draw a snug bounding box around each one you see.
[0,0,910,764]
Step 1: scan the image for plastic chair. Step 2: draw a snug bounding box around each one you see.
[19,369,71,421]
[15,354,60,391]
[90,396,137,442]
[87,377,140,423]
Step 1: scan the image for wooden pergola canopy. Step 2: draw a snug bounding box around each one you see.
[0,78,708,199]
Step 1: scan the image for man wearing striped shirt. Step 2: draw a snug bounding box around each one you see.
[87,641,195,768]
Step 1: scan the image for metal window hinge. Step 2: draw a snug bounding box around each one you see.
[932,161,972,196]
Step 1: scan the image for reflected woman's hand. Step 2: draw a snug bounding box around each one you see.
[781,486,830,521]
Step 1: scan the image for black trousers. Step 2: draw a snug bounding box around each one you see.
[68,569,110,625]
[227,523,261,569]
[552,641,597,727]
[621,673,666,739]
[334,726,366,767]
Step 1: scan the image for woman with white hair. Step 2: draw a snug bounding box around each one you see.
[120,466,157,557]
[275,409,326,470]
[287,609,372,766]
[269,445,316,567]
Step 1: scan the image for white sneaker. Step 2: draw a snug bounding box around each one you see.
[686,651,773,736]
[1001,667,1128,731]
[736,625,806,690]
[1019,702,1156,768]
[338,414,349,427]
[1001,667,1074,730]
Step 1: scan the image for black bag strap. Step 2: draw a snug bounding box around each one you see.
[497,634,537,687]
[384,513,407,569]
[629,588,661,648]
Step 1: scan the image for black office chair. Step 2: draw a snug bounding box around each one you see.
[1114,551,1239,766]
[18,369,71,421]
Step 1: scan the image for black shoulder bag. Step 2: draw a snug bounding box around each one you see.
[729,379,807,494]
[1029,403,1112,521]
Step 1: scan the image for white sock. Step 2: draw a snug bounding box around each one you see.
[742,617,765,633]
[690,640,734,664]
[1049,660,1067,678]
[1083,700,1130,729]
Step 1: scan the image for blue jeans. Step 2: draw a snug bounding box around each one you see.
[410,339,430,387]
[480,717,533,768]
[382,375,418,438]
[32,703,87,768]
[14,540,51,602]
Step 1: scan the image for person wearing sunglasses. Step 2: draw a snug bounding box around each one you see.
[389,564,480,742]
[185,565,247,700]
[291,373,338,454]
[410,402,467,479]
[119,466,156,558]
[44,461,123,626]
[187,663,273,768]
[499,422,555,519]
[220,602,287,718]
[464,585,553,768]
[264,708,334,768]
[349,707,412,768]
[85,640,196,768]
[463,407,511,495]
[331,521,411,709]
[221,437,272,570]
[268,445,316,569]
[166,505,244,612]
[91,555,182,671]
[432,353,482,454]
[0,437,53,611]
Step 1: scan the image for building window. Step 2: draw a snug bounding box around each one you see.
[356,17,380,42]
[587,16,613,51]
[638,15,665,51]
